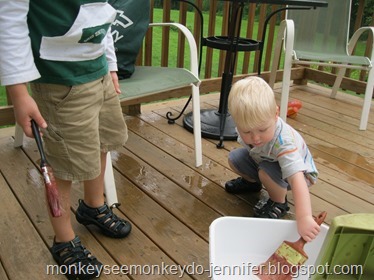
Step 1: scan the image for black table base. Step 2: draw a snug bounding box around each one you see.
[183,109,238,140]
[174,0,327,148]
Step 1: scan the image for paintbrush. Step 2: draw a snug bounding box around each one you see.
[255,211,327,280]
[31,120,62,217]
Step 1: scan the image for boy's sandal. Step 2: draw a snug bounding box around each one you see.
[253,198,289,219]
[50,236,102,280]
[225,177,262,194]
[253,199,268,215]
[253,196,288,216]
[76,199,132,238]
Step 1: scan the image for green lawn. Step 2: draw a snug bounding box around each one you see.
[151,8,264,77]
[0,87,6,106]
[0,8,368,106]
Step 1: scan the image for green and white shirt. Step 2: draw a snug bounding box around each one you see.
[0,0,118,86]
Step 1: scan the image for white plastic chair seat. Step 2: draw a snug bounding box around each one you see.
[118,66,200,100]
[294,51,371,66]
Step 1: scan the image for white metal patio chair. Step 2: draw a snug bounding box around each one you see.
[14,22,202,208]
[269,0,374,130]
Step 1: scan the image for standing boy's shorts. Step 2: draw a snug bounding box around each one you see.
[228,148,312,190]
[31,73,128,181]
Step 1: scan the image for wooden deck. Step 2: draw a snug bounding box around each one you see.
[0,83,373,279]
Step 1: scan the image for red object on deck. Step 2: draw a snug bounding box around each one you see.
[287,99,302,118]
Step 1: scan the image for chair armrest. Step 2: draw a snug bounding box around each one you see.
[269,19,294,89]
[348,26,374,63]
[149,23,199,79]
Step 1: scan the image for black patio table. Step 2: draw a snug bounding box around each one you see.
[182,0,328,148]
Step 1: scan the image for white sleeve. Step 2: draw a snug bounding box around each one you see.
[105,26,118,72]
[0,0,41,86]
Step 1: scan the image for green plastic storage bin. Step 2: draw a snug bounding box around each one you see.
[313,213,374,280]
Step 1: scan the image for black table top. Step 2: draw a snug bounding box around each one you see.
[220,0,328,7]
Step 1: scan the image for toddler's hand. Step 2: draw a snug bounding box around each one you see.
[297,215,320,242]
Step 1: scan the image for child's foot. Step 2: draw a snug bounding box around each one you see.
[76,199,131,238]
[225,177,262,194]
[253,198,289,219]
[50,236,102,280]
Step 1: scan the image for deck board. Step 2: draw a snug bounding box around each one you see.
[125,117,259,216]
[22,134,202,280]
[0,261,9,280]
[0,83,373,279]
[0,141,65,280]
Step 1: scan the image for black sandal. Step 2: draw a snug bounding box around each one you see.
[225,177,262,194]
[50,236,102,280]
[253,198,289,219]
[76,199,131,238]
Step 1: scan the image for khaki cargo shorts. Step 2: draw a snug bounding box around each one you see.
[31,74,128,181]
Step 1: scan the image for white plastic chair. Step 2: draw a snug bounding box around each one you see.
[14,22,202,208]
[269,0,374,130]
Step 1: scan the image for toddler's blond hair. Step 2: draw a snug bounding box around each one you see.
[228,76,277,131]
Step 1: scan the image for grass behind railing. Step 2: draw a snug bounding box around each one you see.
[0,87,6,106]
[151,8,264,77]
[0,9,369,106]
[1,9,263,106]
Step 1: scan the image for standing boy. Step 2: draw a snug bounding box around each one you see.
[0,1,131,278]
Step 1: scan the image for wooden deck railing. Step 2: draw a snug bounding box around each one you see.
[144,0,372,79]
[0,0,372,126]
[143,0,288,76]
